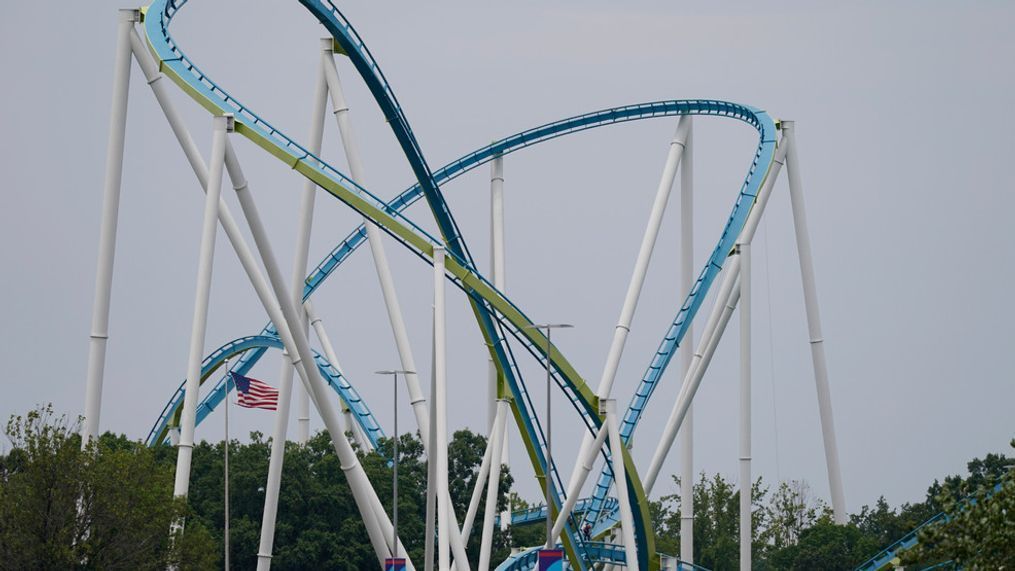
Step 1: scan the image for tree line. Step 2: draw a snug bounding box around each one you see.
[0,406,1011,569]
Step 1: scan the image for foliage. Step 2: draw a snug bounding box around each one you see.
[900,440,1015,569]
[0,405,215,570]
[650,441,1013,569]
[150,427,515,569]
[4,405,1011,570]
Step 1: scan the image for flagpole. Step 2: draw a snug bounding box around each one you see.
[224,360,231,571]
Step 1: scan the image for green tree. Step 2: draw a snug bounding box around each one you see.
[901,440,1015,569]
[0,406,216,570]
[652,473,769,570]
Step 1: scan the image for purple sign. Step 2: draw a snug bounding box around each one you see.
[538,549,564,571]
[384,558,406,571]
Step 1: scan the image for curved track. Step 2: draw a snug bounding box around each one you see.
[142,1,778,567]
[147,335,385,450]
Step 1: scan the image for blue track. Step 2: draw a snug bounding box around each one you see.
[142,2,778,568]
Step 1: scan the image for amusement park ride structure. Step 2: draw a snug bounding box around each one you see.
[81,2,848,570]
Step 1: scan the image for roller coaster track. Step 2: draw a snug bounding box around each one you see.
[141,1,778,567]
[147,335,385,450]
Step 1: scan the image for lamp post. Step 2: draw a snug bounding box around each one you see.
[525,323,573,556]
[376,369,414,569]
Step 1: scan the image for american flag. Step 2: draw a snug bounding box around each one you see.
[230,372,279,410]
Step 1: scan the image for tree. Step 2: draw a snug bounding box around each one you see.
[0,406,216,570]
[652,473,769,570]
[901,440,1015,569]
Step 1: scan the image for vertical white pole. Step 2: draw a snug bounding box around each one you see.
[82,9,137,446]
[738,243,752,571]
[604,399,639,571]
[544,327,553,550]
[173,114,231,499]
[227,145,404,569]
[477,400,507,571]
[489,155,505,429]
[782,121,847,523]
[567,117,689,491]
[290,39,333,445]
[679,118,695,565]
[489,154,512,532]
[224,362,231,571]
[433,247,451,571]
[393,373,400,560]
[425,319,438,571]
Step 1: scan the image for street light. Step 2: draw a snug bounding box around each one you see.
[525,322,573,552]
[375,369,414,566]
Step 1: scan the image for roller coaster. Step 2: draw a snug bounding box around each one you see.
[82,2,848,569]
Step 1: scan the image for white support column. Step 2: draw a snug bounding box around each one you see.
[679,118,695,565]
[305,300,374,451]
[598,116,691,398]
[489,155,505,430]
[782,121,847,523]
[129,35,369,568]
[477,400,508,571]
[645,261,741,495]
[461,425,497,544]
[255,43,331,568]
[289,39,333,445]
[425,321,438,571]
[82,8,137,445]
[226,144,409,569]
[320,54,429,445]
[551,422,609,544]
[489,154,512,532]
[604,399,639,571]
[738,243,752,571]
[568,117,690,492]
[173,114,231,498]
[433,247,451,571]
[645,138,789,494]
[321,57,472,568]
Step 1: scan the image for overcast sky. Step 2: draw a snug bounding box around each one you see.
[1,1,1013,514]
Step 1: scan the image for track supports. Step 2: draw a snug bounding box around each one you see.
[738,242,752,570]
[604,399,640,571]
[228,143,414,568]
[255,41,333,569]
[782,121,847,523]
[289,39,334,446]
[320,46,430,448]
[679,118,695,565]
[477,400,508,571]
[644,136,789,494]
[488,156,510,535]
[82,8,137,446]
[173,114,231,498]
[567,115,690,514]
[433,247,451,571]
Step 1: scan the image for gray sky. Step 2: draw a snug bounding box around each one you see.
[1,1,1013,514]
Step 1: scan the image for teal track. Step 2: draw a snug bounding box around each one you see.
[141,1,779,568]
